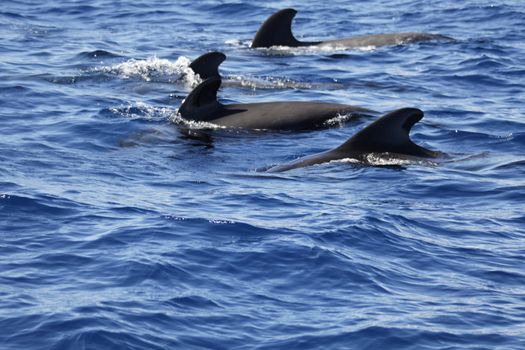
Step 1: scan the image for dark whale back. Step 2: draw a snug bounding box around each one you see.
[251,8,452,49]
[178,77,375,130]
[267,108,439,172]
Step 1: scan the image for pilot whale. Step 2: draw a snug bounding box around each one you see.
[178,77,375,130]
[267,108,440,172]
[251,8,451,49]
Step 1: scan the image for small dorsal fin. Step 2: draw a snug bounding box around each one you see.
[339,108,437,157]
[178,77,222,121]
[251,8,303,48]
[189,52,226,80]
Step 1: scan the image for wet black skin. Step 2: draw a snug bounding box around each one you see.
[178,77,375,131]
[251,8,452,49]
[189,52,226,80]
[267,108,440,172]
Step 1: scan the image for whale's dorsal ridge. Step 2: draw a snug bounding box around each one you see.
[339,108,436,157]
[189,52,226,80]
[178,77,222,121]
[251,8,302,48]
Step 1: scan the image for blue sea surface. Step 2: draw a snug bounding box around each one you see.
[1,0,525,349]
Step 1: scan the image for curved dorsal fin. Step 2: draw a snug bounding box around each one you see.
[178,77,222,121]
[189,52,226,80]
[251,8,303,48]
[339,108,437,157]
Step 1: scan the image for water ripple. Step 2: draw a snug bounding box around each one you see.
[1,1,525,349]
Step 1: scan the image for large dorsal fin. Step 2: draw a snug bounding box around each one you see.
[189,52,226,80]
[251,8,303,48]
[338,108,438,157]
[178,77,222,121]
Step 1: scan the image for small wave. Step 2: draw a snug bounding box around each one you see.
[106,102,176,122]
[206,2,260,16]
[224,38,248,47]
[0,193,81,217]
[459,55,508,69]
[509,132,525,146]
[491,159,525,171]
[90,56,201,85]
[0,85,31,93]
[163,295,222,310]
[76,50,121,59]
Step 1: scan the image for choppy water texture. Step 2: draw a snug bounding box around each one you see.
[1,1,525,349]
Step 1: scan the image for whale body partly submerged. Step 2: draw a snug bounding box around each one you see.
[251,9,452,49]
[267,108,440,172]
[178,77,375,130]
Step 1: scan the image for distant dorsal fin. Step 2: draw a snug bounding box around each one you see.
[178,77,222,121]
[338,108,438,157]
[251,8,303,48]
[189,52,226,80]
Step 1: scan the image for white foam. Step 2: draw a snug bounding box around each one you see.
[170,110,224,130]
[364,153,437,166]
[324,113,357,127]
[225,38,243,47]
[253,44,377,55]
[354,45,377,52]
[363,153,414,166]
[317,42,377,52]
[108,100,223,130]
[92,56,201,86]
[109,102,177,121]
[333,153,437,167]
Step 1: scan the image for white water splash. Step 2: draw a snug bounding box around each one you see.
[170,111,225,130]
[224,38,244,47]
[109,102,177,122]
[252,44,377,55]
[108,100,223,130]
[332,153,437,167]
[363,153,437,166]
[324,113,358,127]
[332,158,361,165]
[363,153,414,166]
[92,56,201,86]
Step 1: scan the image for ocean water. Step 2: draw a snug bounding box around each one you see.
[1,0,525,349]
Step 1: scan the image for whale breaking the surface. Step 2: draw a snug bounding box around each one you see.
[267,108,440,172]
[251,8,452,49]
[178,77,375,130]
